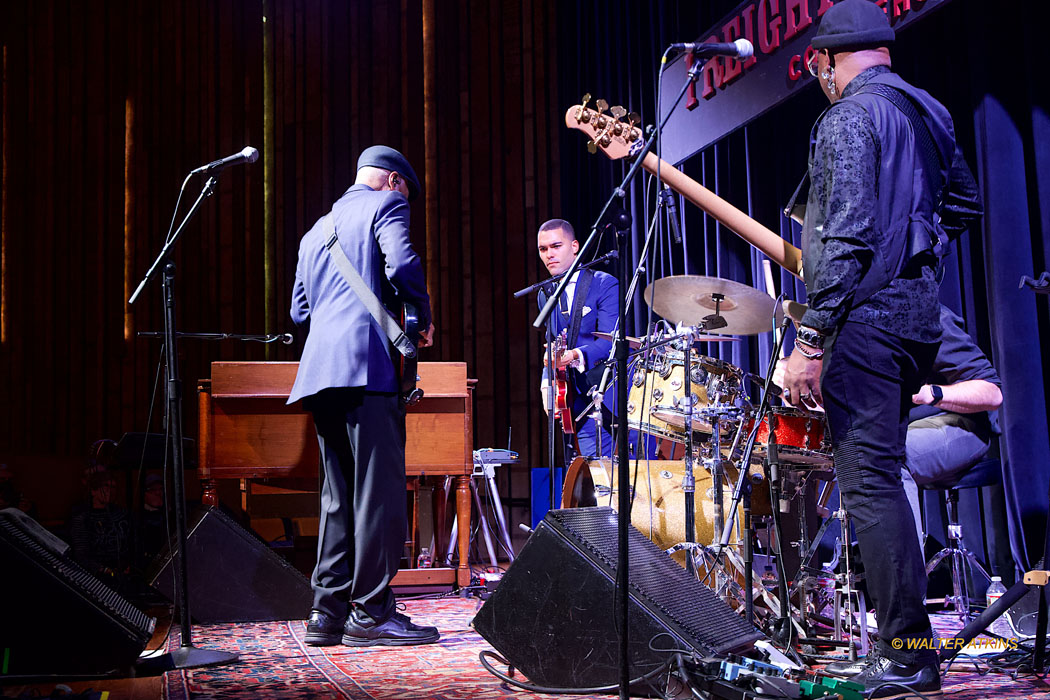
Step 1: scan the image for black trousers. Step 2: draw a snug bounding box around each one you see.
[306,388,406,623]
[822,321,939,666]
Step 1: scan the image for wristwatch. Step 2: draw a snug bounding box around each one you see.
[930,385,943,406]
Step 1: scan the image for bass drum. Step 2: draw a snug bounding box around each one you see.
[562,458,771,570]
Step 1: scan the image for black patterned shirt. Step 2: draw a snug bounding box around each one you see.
[799,66,981,342]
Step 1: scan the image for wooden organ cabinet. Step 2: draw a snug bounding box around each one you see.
[197,361,475,587]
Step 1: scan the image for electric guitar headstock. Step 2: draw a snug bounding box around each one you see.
[564,93,644,161]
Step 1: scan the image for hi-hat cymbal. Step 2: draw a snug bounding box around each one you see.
[643,275,776,335]
[593,330,738,348]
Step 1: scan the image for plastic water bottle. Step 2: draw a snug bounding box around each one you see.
[417,547,433,569]
[985,576,1012,638]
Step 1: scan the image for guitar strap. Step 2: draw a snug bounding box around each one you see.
[321,212,416,359]
[566,269,594,349]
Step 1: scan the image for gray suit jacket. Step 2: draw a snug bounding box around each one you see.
[288,184,431,403]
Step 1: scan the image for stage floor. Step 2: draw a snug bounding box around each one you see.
[4,597,1048,700]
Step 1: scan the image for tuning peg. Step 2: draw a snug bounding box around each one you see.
[586,140,598,154]
[595,98,608,113]
[610,105,626,119]
[628,112,641,127]
[581,93,591,107]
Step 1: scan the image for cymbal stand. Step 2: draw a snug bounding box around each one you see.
[680,331,699,577]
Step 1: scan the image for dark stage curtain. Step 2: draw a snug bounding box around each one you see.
[557,1,1049,578]
[1,0,1045,566]
[0,1,561,517]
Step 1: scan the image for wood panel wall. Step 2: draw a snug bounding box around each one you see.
[0,1,560,483]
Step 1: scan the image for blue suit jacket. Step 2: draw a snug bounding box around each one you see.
[538,269,618,414]
[288,184,431,404]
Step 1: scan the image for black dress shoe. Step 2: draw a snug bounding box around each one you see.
[849,654,942,699]
[305,610,346,646]
[823,645,879,677]
[342,611,440,647]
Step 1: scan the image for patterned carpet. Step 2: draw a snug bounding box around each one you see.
[161,597,1050,700]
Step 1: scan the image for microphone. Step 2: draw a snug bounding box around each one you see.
[190,146,260,175]
[670,38,754,59]
[660,186,683,244]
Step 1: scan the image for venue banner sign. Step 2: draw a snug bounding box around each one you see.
[658,0,954,164]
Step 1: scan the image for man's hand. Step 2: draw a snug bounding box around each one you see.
[782,347,824,409]
[542,346,579,369]
[418,322,435,348]
[911,384,936,406]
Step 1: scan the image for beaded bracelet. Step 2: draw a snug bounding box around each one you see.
[794,338,825,359]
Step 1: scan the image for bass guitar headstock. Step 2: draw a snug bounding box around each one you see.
[564,93,643,160]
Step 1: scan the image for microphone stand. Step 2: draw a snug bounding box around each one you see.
[531,55,711,700]
[136,332,293,344]
[512,250,618,299]
[582,202,662,456]
[130,176,238,672]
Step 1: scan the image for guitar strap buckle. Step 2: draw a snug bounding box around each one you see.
[392,332,417,359]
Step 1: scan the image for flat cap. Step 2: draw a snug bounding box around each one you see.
[812,0,895,51]
[357,145,421,201]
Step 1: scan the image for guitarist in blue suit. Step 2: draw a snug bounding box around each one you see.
[288,146,437,648]
[533,219,618,524]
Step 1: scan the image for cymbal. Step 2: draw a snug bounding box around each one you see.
[593,330,738,349]
[643,275,776,335]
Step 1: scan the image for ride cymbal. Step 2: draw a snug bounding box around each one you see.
[644,275,776,335]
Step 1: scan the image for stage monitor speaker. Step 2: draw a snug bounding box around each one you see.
[0,508,156,677]
[148,505,312,623]
[472,507,764,690]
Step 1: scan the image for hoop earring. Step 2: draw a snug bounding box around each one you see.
[823,66,837,97]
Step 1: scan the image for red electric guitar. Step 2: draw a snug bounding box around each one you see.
[551,330,576,435]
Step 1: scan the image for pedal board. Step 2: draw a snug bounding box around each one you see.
[665,656,864,700]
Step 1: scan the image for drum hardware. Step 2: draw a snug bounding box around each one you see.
[831,506,870,661]
[679,329,700,578]
[594,329,736,349]
[701,306,805,651]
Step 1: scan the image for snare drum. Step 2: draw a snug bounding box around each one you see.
[626,350,746,443]
[740,407,832,469]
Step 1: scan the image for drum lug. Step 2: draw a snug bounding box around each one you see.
[627,401,636,414]
[652,388,664,402]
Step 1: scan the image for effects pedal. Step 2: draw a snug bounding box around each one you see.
[665,656,805,700]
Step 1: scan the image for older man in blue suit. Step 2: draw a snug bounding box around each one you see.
[288,145,436,647]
